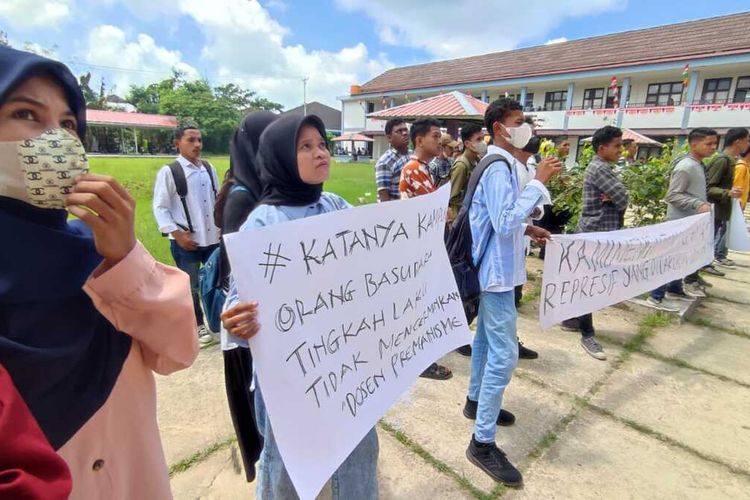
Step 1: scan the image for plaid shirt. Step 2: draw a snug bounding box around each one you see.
[428,156,453,186]
[577,155,629,233]
[375,147,410,199]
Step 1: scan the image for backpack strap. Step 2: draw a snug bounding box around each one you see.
[201,160,218,196]
[455,153,512,268]
[168,161,193,233]
[461,153,511,210]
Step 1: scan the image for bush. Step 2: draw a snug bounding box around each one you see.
[545,139,689,231]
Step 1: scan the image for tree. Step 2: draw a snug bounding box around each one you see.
[79,73,104,109]
[0,31,8,47]
[125,74,283,153]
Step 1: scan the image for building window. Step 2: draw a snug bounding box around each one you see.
[605,86,622,108]
[499,93,534,110]
[734,76,750,103]
[701,78,732,104]
[544,90,568,111]
[582,88,604,109]
[366,102,375,113]
[645,82,683,106]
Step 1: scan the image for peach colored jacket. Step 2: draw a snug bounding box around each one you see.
[57,243,199,500]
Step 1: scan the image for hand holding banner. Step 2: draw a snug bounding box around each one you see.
[224,186,471,499]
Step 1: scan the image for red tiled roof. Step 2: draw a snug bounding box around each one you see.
[360,12,750,95]
[86,109,178,128]
[582,128,661,145]
[368,91,488,120]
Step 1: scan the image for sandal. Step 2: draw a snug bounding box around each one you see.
[419,362,453,380]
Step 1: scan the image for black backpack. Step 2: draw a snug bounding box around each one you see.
[445,153,511,324]
[165,160,217,234]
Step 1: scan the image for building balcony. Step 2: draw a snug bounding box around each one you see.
[565,108,619,130]
[687,102,750,129]
[528,110,566,131]
[365,117,386,133]
[620,105,683,129]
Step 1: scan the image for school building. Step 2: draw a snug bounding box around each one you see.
[339,12,750,162]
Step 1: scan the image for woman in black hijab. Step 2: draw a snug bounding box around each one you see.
[221,114,379,499]
[218,111,277,483]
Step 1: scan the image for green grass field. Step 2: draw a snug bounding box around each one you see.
[88,156,376,264]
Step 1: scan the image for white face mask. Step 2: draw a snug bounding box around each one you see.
[472,140,488,158]
[504,122,533,149]
[0,129,88,209]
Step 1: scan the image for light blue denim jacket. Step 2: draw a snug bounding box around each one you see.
[221,192,351,350]
[469,145,551,292]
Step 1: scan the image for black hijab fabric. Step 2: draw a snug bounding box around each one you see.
[224,111,278,233]
[258,114,328,206]
[0,46,131,449]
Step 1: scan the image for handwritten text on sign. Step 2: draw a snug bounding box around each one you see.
[539,213,713,328]
[224,186,472,500]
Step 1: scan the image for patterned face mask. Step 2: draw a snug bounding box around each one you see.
[0,128,88,209]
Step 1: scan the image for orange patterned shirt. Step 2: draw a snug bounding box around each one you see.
[399,157,436,199]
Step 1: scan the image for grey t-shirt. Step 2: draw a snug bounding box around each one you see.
[665,155,707,220]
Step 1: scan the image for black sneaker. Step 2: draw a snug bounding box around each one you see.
[466,436,523,487]
[518,341,538,360]
[463,397,515,426]
[456,344,472,356]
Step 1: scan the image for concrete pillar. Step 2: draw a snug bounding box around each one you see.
[481,90,488,103]
[520,87,528,110]
[563,82,575,131]
[616,77,631,128]
[681,70,700,130]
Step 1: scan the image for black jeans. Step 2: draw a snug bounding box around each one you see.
[170,240,219,327]
[577,313,595,338]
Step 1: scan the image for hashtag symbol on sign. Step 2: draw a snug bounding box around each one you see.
[259,243,291,284]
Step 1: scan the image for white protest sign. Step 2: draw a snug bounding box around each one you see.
[539,213,713,328]
[224,185,472,500]
[727,199,750,252]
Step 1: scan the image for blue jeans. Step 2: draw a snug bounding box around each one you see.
[169,240,218,327]
[254,385,379,500]
[715,219,728,260]
[467,291,519,444]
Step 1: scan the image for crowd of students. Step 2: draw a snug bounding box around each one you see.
[2,44,749,498]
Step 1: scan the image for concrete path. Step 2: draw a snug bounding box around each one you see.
[161,235,750,499]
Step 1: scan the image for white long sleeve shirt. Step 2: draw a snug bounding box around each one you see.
[152,155,221,248]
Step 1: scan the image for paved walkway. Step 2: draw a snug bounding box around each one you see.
[161,232,750,499]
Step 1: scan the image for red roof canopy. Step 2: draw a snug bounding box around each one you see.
[368,91,488,121]
[332,132,374,142]
[86,109,178,129]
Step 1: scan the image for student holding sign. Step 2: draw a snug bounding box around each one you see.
[464,98,560,487]
[221,114,379,499]
[561,126,629,361]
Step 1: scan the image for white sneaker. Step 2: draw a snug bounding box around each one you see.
[646,297,680,312]
[197,325,216,345]
[684,282,707,298]
[714,258,736,268]
[665,291,697,302]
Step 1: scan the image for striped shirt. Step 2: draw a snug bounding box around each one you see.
[399,157,436,199]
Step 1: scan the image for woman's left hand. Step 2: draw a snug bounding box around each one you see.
[65,174,136,266]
